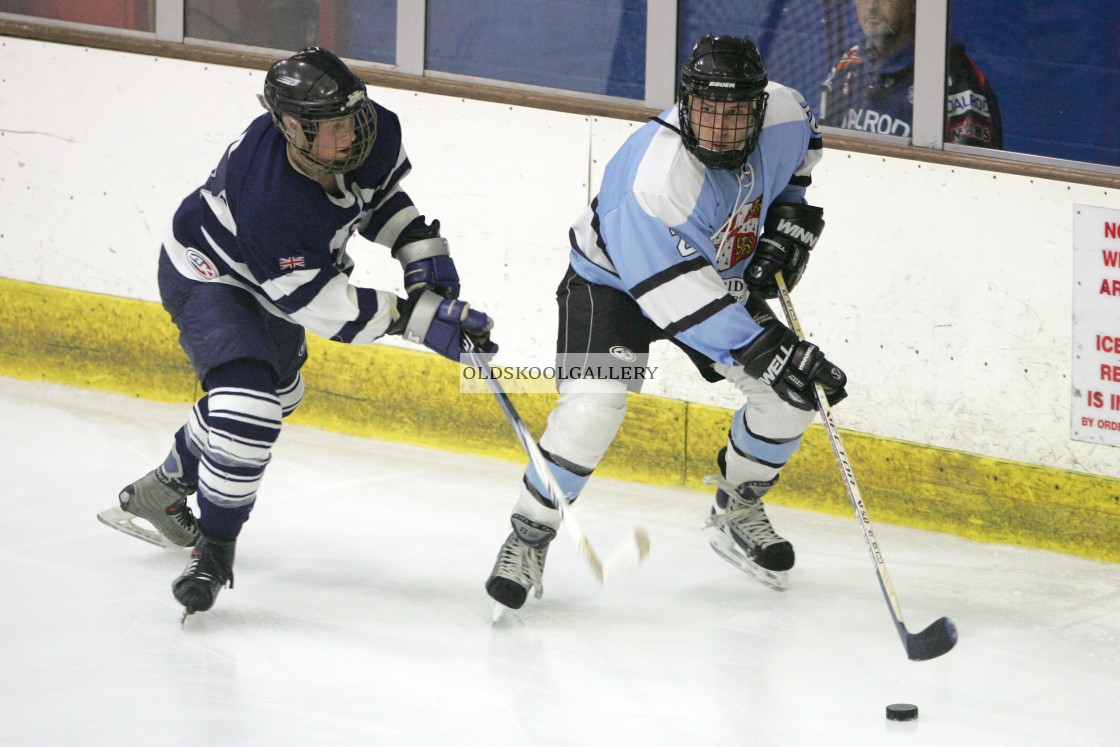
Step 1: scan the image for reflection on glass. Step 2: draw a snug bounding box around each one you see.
[949,1,1118,167]
[0,0,154,31]
[184,0,394,65]
[344,0,395,65]
[820,0,1001,148]
[425,0,646,99]
[678,0,850,113]
[186,0,319,51]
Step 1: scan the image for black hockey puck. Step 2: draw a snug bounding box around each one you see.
[886,703,919,721]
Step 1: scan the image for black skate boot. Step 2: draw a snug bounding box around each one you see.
[704,474,794,590]
[173,534,235,620]
[486,514,556,609]
[97,467,199,548]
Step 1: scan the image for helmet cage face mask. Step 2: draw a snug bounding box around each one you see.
[281,95,376,175]
[677,35,769,170]
[260,47,378,175]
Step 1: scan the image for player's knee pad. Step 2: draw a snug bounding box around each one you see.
[713,364,815,485]
[521,378,627,507]
[540,377,628,470]
[195,359,283,507]
[718,363,816,440]
[278,372,304,418]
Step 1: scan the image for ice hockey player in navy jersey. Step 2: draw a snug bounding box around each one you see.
[484,35,847,610]
[97,47,495,619]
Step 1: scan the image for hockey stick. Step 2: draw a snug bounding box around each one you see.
[461,340,650,584]
[773,272,957,662]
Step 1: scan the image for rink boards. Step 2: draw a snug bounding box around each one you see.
[2,276,1116,563]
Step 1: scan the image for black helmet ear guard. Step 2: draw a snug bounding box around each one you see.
[259,47,377,174]
[677,34,769,169]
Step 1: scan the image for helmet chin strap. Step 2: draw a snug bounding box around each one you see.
[285,144,344,196]
[286,143,326,178]
[283,121,347,182]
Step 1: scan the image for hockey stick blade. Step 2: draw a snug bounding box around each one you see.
[462,339,649,585]
[901,616,958,661]
[774,272,956,662]
[601,527,651,585]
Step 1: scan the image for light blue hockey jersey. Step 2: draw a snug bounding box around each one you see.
[568,82,822,365]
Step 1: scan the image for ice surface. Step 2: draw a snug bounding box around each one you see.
[0,377,1117,746]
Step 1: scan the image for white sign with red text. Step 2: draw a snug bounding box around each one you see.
[1072,204,1120,445]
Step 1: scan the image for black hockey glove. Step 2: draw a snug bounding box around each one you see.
[733,319,847,411]
[747,202,824,299]
[388,289,497,361]
[393,217,461,298]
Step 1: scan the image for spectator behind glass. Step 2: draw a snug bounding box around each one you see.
[820,0,1002,148]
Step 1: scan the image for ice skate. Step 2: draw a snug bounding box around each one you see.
[97,467,199,549]
[173,534,236,621]
[486,513,556,610]
[704,476,794,590]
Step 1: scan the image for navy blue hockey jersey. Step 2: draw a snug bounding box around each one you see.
[162,107,421,344]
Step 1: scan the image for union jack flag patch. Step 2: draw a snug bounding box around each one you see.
[279,256,305,271]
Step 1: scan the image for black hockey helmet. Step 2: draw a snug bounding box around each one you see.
[259,46,377,174]
[677,35,769,170]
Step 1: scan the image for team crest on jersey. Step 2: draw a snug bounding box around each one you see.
[713,196,762,270]
[185,248,219,280]
[279,256,306,271]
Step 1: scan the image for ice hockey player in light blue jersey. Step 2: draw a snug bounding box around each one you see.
[97,47,496,621]
[486,35,848,610]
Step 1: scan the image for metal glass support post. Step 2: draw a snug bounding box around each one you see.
[396,0,426,76]
[644,0,678,110]
[154,0,184,42]
[911,0,949,148]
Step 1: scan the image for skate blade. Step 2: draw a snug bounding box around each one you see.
[707,532,789,591]
[97,505,181,550]
[491,602,507,625]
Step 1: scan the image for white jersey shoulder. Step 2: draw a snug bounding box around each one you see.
[632,110,705,228]
[761,81,814,129]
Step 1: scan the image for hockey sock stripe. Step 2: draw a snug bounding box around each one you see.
[198,454,269,506]
[186,399,211,454]
[207,387,282,423]
[278,373,304,417]
[729,408,804,468]
[185,385,282,506]
[538,445,593,477]
[524,455,591,508]
[205,387,282,464]
[727,436,785,470]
